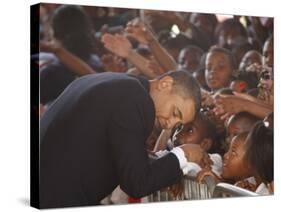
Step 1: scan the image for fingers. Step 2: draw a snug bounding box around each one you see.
[196,169,213,184]
[200,153,213,168]
[213,104,225,116]
[101,33,116,52]
[101,33,123,45]
[146,61,165,75]
[220,112,230,120]
[101,33,114,44]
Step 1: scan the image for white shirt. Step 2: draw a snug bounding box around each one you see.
[155,148,223,177]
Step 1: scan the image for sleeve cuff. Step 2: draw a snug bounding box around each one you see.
[171,147,204,176]
[182,162,202,176]
[154,150,170,158]
[170,147,188,169]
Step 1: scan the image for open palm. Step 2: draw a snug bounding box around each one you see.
[101,33,132,58]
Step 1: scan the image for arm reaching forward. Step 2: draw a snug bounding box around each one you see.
[125,20,177,72]
[40,41,95,76]
[101,33,157,78]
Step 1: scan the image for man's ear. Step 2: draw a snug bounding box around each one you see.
[200,138,213,152]
[157,76,174,91]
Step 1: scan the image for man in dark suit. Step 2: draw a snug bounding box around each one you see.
[39,70,204,208]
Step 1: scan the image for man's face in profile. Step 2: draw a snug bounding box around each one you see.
[152,76,196,130]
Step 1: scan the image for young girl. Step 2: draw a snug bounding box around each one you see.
[197,132,257,187]
[174,112,223,177]
[225,112,259,148]
[242,113,274,194]
[153,112,223,198]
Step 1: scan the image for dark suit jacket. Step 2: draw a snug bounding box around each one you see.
[39,54,103,105]
[39,72,183,208]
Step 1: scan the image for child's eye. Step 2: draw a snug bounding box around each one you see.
[218,64,225,70]
[187,127,194,134]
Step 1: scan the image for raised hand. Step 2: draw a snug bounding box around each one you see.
[101,33,132,58]
[125,19,154,45]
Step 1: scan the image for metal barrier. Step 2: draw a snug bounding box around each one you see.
[147,176,215,202]
[213,183,258,198]
[147,176,258,202]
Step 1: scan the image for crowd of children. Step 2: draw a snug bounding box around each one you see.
[37,4,274,203]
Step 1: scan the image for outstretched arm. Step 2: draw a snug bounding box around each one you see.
[214,94,272,119]
[40,41,95,76]
[125,20,177,72]
[101,33,157,78]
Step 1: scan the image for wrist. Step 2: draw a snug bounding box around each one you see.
[240,99,250,113]
[171,147,188,169]
[53,44,63,55]
[147,36,157,46]
[126,49,135,60]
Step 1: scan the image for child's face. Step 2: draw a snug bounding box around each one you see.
[190,14,214,38]
[218,28,242,49]
[205,52,232,90]
[226,118,244,146]
[222,135,253,180]
[178,49,201,73]
[239,51,262,71]
[175,119,206,146]
[263,39,273,68]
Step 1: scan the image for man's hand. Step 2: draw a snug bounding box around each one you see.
[101,33,132,58]
[125,19,155,45]
[179,144,212,168]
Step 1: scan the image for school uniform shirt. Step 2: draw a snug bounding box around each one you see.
[39,72,186,208]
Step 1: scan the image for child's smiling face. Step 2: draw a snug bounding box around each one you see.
[222,133,254,181]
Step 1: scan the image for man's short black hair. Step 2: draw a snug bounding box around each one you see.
[157,70,202,114]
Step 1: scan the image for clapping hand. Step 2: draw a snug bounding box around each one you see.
[125,19,155,45]
[101,33,132,58]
